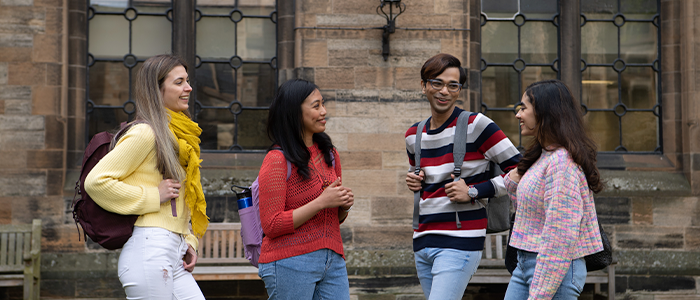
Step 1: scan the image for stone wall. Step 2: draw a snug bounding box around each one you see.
[1,0,700,299]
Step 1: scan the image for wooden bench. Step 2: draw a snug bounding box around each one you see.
[473,230,615,300]
[192,223,259,281]
[192,223,615,300]
[0,219,41,300]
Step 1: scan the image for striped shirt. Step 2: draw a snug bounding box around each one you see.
[405,107,521,252]
[505,147,603,300]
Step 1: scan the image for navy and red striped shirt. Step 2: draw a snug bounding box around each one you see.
[405,107,521,252]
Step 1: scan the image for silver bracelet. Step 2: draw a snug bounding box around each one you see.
[343,206,352,213]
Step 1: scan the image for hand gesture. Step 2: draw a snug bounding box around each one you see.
[183,244,197,272]
[444,174,472,203]
[158,179,181,204]
[318,178,352,209]
[406,170,424,192]
[339,186,354,212]
[508,169,522,184]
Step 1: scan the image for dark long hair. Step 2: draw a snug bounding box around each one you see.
[267,79,335,179]
[517,79,604,193]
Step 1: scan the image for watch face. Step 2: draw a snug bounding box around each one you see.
[469,187,478,198]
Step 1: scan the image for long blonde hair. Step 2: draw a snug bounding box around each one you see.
[129,54,189,181]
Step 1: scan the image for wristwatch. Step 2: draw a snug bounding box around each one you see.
[468,186,479,199]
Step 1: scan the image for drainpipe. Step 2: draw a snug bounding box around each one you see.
[59,0,70,191]
[294,0,302,69]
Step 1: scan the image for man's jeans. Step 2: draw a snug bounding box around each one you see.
[414,247,482,300]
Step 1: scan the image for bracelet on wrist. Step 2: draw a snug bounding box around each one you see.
[343,206,352,213]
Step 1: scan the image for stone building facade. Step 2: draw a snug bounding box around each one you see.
[0,0,698,299]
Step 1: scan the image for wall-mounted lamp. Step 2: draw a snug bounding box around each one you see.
[377,0,406,61]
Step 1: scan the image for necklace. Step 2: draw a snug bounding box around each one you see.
[309,146,333,189]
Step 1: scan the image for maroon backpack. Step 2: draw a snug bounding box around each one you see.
[72,124,140,250]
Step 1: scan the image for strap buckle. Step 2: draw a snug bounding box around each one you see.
[453,167,461,178]
[414,167,421,175]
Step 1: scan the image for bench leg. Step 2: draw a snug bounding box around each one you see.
[607,265,615,300]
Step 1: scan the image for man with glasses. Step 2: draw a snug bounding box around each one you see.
[405,53,521,300]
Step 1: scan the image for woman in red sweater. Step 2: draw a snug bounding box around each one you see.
[257,79,354,300]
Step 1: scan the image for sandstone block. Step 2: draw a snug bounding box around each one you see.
[687,227,700,250]
[342,170,398,198]
[40,224,87,253]
[0,197,11,224]
[0,47,32,62]
[27,150,63,169]
[383,151,409,170]
[351,225,412,249]
[0,131,44,150]
[617,225,684,249]
[654,197,698,227]
[316,14,384,27]
[46,7,62,35]
[328,132,348,151]
[302,0,331,14]
[331,0,375,14]
[0,62,7,84]
[344,101,380,117]
[348,133,405,151]
[315,67,355,89]
[341,196,371,226]
[355,67,394,89]
[325,116,383,134]
[0,171,45,196]
[8,62,44,86]
[0,85,31,99]
[303,39,328,67]
[0,33,32,48]
[32,85,60,115]
[632,197,653,225]
[329,49,369,67]
[0,115,43,130]
[1,0,33,6]
[3,99,31,115]
[32,34,61,63]
[33,0,62,7]
[338,151,382,170]
[394,67,422,90]
[371,196,412,222]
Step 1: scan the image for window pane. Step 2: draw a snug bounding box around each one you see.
[485,110,520,145]
[621,0,657,15]
[521,0,557,18]
[197,17,237,60]
[132,16,171,57]
[481,66,520,109]
[88,15,129,58]
[581,0,617,16]
[584,111,620,152]
[582,66,619,109]
[482,22,518,63]
[621,67,657,109]
[238,18,276,61]
[522,66,558,91]
[482,0,518,18]
[582,22,618,64]
[621,112,657,151]
[521,22,558,64]
[621,22,657,64]
[88,61,132,107]
[88,108,130,138]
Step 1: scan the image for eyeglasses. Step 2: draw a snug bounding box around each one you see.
[427,79,462,92]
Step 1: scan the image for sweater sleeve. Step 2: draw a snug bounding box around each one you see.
[529,152,585,300]
[258,150,296,239]
[84,125,161,216]
[472,113,522,198]
[504,172,519,211]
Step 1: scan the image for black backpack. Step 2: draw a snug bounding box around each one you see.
[71,123,140,250]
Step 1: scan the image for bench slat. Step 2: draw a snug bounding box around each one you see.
[0,233,6,266]
[7,234,15,266]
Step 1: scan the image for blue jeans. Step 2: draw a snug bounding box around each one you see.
[504,250,586,300]
[258,249,350,300]
[414,247,482,300]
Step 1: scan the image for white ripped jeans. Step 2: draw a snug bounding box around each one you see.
[118,226,205,300]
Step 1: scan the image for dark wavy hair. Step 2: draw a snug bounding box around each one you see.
[517,79,604,193]
[267,79,335,180]
[420,53,467,85]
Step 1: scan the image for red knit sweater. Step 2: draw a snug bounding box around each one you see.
[257,145,345,264]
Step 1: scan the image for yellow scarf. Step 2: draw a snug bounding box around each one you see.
[168,110,209,238]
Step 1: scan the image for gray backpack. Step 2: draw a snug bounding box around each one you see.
[412,111,511,233]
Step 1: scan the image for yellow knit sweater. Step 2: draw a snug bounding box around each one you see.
[85,124,199,250]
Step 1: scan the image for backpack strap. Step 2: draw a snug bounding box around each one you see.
[453,111,471,182]
[270,147,292,180]
[451,111,472,229]
[412,118,429,230]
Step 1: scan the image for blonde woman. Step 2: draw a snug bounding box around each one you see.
[85,54,208,299]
